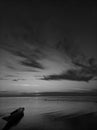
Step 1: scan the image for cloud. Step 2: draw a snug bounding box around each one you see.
[12,79,25,81]
[7,64,17,70]
[0,2,97,75]
[41,72,92,82]
[5,75,16,77]
[0,78,9,80]
[12,47,45,69]
[21,59,44,69]
[41,62,97,82]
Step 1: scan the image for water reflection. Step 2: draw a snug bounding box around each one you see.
[0,97,97,130]
[43,111,97,130]
[14,111,97,130]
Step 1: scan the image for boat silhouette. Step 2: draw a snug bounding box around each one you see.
[2,107,24,130]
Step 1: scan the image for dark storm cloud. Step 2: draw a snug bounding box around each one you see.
[41,71,93,82]
[21,59,44,69]
[12,48,44,60]
[41,73,93,82]
[9,47,44,69]
[12,79,25,81]
[41,60,97,82]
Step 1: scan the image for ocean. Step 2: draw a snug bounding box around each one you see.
[0,96,97,130]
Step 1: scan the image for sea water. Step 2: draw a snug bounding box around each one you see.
[0,96,97,130]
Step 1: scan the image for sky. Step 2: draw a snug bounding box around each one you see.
[0,1,97,93]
